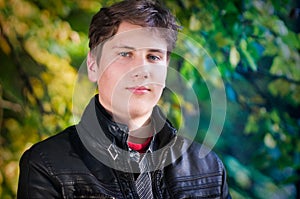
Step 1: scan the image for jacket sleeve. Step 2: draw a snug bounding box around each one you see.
[221,165,232,199]
[17,149,61,199]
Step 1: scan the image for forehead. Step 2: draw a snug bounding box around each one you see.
[104,22,168,51]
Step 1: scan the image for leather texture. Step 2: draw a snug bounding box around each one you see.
[17,96,231,199]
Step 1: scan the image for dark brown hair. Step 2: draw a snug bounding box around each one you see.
[88,0,180,52]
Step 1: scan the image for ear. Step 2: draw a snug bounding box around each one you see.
[87,51,98,82]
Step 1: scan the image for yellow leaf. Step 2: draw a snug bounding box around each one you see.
[189,15,201,31]
[229,46,240,68]
[30,77,44,98]
[264,133,276,148]
[214,32,230,48]
[0,0,5,8]
[0,34,11,55]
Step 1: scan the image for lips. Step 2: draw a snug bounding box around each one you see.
[127,86,151,94]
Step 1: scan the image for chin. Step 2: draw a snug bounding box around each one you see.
[128,103,155,117]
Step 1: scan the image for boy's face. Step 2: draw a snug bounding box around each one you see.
[88,22,168,123]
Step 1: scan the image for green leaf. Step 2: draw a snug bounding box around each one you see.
[240,47,258,71]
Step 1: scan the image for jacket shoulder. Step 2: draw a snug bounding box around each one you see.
[20,126,79,172]
[164,137,229,198]
[168,137,225,177]
[24,126,75,156]
[189,140,225,173]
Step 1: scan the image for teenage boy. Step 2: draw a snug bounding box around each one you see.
[17,0,231,198]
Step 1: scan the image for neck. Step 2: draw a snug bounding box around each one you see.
[128,119,153,144]
[115,114,153,144]
[97,96,153,143]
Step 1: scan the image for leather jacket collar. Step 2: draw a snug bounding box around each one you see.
[76,95,177,172]
[92,94,177,151]
[94,95,130,150]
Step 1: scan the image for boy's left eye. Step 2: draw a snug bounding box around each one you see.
[148,55,161,61]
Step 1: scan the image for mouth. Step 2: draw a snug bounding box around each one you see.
[126,86,151,94]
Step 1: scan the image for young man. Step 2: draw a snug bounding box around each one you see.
[17,0,231,198]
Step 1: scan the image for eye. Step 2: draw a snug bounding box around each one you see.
[148,54,161,61]
[118,52,132,57]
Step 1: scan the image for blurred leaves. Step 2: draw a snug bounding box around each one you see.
[0,0,300,198]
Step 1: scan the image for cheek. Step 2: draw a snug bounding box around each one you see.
[155,84,165,95]
[97,69,115,92]
[152,66,167,86]
[98,68,126,96]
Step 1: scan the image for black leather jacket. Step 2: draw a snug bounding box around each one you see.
[17,96,231,198]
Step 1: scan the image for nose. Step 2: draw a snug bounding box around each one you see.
[131,52,148,67]
[131,52,150,80]
[132,69,150,80]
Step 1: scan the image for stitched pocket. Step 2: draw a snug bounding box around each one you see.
[166,173,223,198]
[73,193,115,199]
[62,184,117,199]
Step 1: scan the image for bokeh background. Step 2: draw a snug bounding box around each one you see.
[0,0,299,198]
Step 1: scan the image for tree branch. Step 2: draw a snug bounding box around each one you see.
[0,24,46,115]
[261,71,300,85]
[236,67,300,118]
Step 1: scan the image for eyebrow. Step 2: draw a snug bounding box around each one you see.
[112,45,166,54]
[112,45,135,50]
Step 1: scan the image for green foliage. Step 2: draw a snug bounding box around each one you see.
[0,0,299,198]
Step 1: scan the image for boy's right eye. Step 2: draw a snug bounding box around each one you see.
[118,52,131,57]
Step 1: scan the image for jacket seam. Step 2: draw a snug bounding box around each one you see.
[39,150,65,197]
